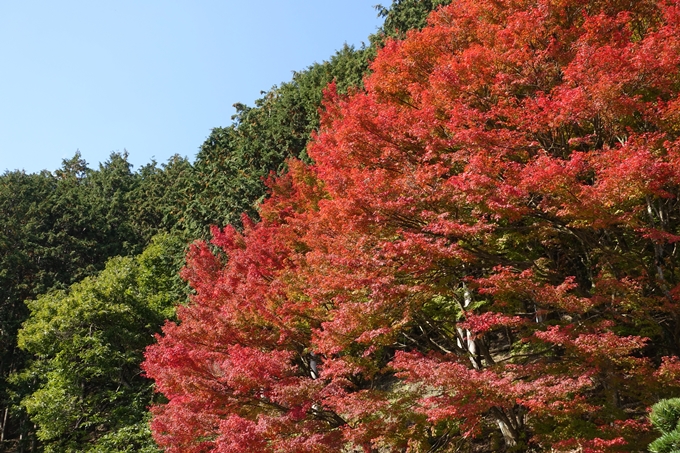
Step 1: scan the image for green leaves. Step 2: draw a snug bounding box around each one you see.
[14,233,185,452]
[651,399,680,434]
[650,431,680,453]
[650,399,680,453]
[374,0,452,40]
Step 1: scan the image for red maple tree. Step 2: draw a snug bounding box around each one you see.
[144,0,680,451]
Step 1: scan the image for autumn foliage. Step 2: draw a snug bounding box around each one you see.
[144,0,680,451]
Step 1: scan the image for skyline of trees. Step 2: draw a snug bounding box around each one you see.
[0,2,453,452]
[7,0,680,451]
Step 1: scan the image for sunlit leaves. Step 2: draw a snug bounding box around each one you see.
[15,233,185,453]
[146,0,680,451]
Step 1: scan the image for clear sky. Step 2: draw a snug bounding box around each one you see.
[0,1,383,174]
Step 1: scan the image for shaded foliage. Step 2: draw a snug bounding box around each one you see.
[0,152,166,451]
[375,0,452,40]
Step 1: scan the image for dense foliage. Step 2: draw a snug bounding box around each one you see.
[649,398,680,453]
[14,233,185,453]
[375,0,452,40]
[2,2,450,451]
[144,0,680,451]
[0,152,169,450]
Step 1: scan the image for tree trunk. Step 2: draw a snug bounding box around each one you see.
[491,406,525,448]
[0,406,7,442]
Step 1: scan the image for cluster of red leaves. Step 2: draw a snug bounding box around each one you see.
[144,0,680,451]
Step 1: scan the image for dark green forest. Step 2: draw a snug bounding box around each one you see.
[0,2,449,451]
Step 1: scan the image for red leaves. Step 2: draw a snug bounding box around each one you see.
[457,312,526,335]
[144,0,680,450]
[656,356,680,387]
[218,345,295,395]
[534,325,649,362]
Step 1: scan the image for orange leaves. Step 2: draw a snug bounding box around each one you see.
[655,356,680,387]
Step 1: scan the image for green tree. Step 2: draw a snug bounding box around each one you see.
[650,399,680,453]
[373,0,452,43]
[13,233,185,453]
[0,152,184,451]
[0,169,55,451]
[131,155,195,237]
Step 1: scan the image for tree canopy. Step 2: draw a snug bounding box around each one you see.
[144,0,680,451]
[14,233,185,453]
[0,152,167,451]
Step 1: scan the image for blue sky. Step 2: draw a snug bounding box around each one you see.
[0,1,383,174]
